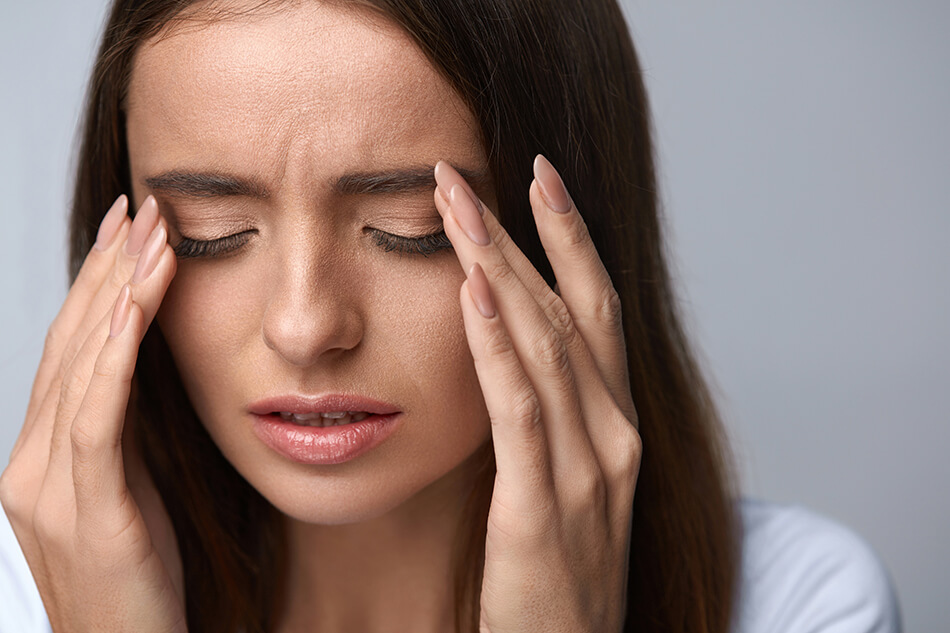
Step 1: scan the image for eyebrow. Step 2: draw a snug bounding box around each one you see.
[143,165,489,198]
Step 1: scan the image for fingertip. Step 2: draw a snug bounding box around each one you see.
[532,153,572,214]
[466,262,495,319]
[109,284,132,338]
[94,194,130,252]
[458,279,482,326]
[434,185,449,218]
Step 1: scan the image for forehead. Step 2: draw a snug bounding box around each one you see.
[126,1,483,182]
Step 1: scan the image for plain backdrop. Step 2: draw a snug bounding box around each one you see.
[2,2,947,630]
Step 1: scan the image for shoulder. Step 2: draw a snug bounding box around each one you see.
[732,498,902,633]
[0,507,52,633]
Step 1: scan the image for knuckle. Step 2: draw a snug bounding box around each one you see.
[484,255,519,290]
[480,318,513,361]
[42,323,64,362]
[562,214,594,251]
[508,387,542,431]
[611,423,643,483]
[485,217,510,246]
[69,421,102,459]
[573,465,608,508]
[596,284,624,332]
[531,328,570,375]
[58,368,89,413]
[92,355,120,382]
[0,468,21,516]
[0,462,42,522]
[544,294,579,347]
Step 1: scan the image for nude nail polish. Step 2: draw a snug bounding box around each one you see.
[132,224,166,284]
[467,263,495,318]
[110,284,132,338]
[533,154,572,213]
[94,195,128,251]
[449,184,490,246]
[126,196,159,256]
[434,161,484,215]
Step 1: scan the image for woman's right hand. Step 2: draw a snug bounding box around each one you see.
[0,195,185,632]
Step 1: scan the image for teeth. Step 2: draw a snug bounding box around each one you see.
[277,411,372,427]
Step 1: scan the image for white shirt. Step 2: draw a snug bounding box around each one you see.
[0,498,901,632]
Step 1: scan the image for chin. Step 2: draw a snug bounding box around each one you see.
[216,437,486,529]
[258,478,424,525]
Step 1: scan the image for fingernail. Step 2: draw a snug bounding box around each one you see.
[110,284,132,338]
[467,263,495,318]
[434,161,484,215]
[125,196,159,256]
[533,154,572,213]
[132,224,166,284]
[94,195,129,251]
[449,184,490,246]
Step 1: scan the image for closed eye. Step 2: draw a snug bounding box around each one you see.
[172,228,452,259]
[367,228,452,257]
[174,230,255,259]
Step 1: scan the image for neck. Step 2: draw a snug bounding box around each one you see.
[278,443,491,633]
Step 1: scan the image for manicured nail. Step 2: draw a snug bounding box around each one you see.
[125,196,159,256]
[132,224,166,284]
[533,154,572,213]
[94,195,129,251]
[110,284,132,338]
[449,184,490,246]
[467,263,495,318]
[434,161,484,215]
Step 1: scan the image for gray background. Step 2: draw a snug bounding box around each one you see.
[1,1,946,630]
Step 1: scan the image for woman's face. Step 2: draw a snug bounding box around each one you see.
[125,1,493,524]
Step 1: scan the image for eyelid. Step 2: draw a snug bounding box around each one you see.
[367,227,452,257]
[174,229,255,259]
[173,226,452,260]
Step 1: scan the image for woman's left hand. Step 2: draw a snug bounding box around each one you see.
[433,155,641,633]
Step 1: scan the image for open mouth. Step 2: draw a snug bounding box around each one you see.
[270,411,373,428]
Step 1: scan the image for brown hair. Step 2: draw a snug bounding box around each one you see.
[69,1,740,631]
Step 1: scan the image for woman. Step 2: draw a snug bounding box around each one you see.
[0,1,899,632]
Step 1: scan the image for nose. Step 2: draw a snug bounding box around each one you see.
[261,249,365,367]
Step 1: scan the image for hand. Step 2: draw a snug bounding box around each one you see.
[433,156,641,633]
[0,195,185,632]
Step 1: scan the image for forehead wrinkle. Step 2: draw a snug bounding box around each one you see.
[127,1,488,209]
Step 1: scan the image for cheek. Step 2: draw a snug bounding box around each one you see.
[154,254,484,422]
[154,264,259,421]
[375,261,483,412]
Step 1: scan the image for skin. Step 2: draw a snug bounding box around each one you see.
[127,5,498,631]
[128,4,495,630]
[0,2,641,632]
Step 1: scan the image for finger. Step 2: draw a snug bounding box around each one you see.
[434,162,609,409]
[435,162,637,481]
[45,224,175,497]
[58,196,161,379]
[16,196,130,456]
[434,162,560,324]
[459,264,555,510]
[29,198,160,473]
[438,180,601,493]
[70,285,142,523]
[531,154,636,424]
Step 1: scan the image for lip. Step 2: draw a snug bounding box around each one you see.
[248,394,403,465]
[248,393,402,417]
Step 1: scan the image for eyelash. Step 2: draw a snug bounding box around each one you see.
[173,228,452,259]
[368,228,452,257]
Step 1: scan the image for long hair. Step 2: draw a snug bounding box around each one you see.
[69,1,740,631]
